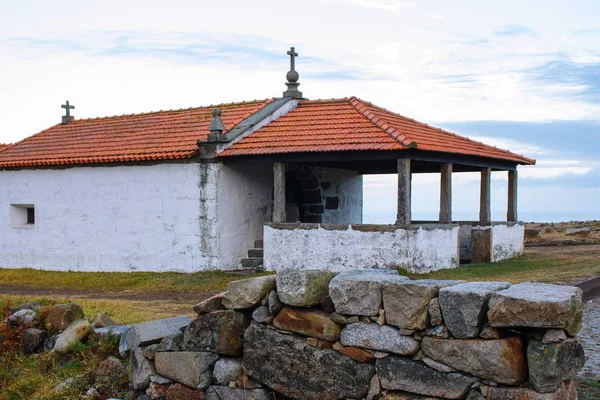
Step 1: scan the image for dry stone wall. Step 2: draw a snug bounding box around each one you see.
[123,270,585,400]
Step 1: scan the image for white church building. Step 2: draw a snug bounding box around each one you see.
[0,49,534,273]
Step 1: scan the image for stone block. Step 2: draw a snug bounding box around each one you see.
[131,346,156,391]
[428,298,442,326]
[527,339,585,393]
[488,379,577,400]
[422,337,527,385]
[376,356,478,399]
[20,328,48,355]
[53,319,93,354]
[183,310,246,356]
[383,280,464,330]
[276,269,336,307]
[251,305,270,323]
[487,283,583,336]
[205,386,273,400]
[340,322,419,355]
[329,270,409,316]
[222,275,276,310]
[155,351,219,389]
[439,281,511,338]
[243,324,375,400]
[213,358,243,385]
[192,292,226,314]
[126,316,190,350]
[165,383,205,399]
[273,307,341,342]
[45,303,84,331]
[94,325,131,343]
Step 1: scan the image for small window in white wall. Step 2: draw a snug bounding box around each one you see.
[10,204,35,227]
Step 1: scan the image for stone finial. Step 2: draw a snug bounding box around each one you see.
[61,100,75,124]
[207,108,227,143]
[283,47,303,99]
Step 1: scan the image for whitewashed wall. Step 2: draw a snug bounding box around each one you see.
[491,223,525,262]
[0,163,220,272]
[218,163,273,269]
[315,167,363,224]
[264,224,459,273]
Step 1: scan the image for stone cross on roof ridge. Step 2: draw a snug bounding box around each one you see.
[283,46,303,99]
[61,100,75,124]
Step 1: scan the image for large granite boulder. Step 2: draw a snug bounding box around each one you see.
[376,356,478,399]
[213,358,243,385]
[329,270,409,316]
[131,346,156,391]
[45,303,84,331]
[439,281,510,338]
[527,339,585,393]
[421,337,527,385]
[53,319,93,354]
[243,324,375,400]
[383,280,465,330]
[487,283,583,336]
[222,275,276,310]
[273,307,341,342]
[155,351,219,389]
[182,310,246,356]
[126,316,190,349]
[192,292,226,314]
[20,328,48,355]
[205,386,274,400]
[340,322,419,355]
[277,269,337,307]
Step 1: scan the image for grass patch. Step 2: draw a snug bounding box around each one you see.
[407,248,600,283]
[577,378,600,400]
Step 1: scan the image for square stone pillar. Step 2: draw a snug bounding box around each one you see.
[507,169,518,222]
[439,163,452,223]
[396,158,411,225]
[479,167,491,223]
[273,162,286,223]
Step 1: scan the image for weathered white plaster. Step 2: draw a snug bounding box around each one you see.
[0,163,220,272]
[314,167,363,224]
[491,223,525,262]
[218,163,273,269]
[264,224,459,273]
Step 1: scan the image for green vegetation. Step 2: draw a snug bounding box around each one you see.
[577,378,600,400]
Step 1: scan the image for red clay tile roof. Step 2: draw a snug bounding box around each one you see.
[0,99,274,168]
[218,97,535,165]
[0,144,9,153]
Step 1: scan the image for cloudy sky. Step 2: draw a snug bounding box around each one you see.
[1,0,599,222]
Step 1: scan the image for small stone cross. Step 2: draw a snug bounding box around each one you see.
[61,100,75,117]
[287,47,298,72]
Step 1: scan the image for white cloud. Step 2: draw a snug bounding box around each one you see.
[327,0,415,12]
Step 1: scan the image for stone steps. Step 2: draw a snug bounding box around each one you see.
[240,240,264,271]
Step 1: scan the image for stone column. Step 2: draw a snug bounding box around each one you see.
[479,167,491,223]
[439,163,452,223]
[507,169,518,222]
[273,162,286,223]
[396,159,411,225]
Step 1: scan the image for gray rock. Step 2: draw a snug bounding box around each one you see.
[488,379,577,400]
[329,312,349,324]
[44,335,58,352]
[273,307,341,342]
[422,336,527,385]
[428,298,442,326]
[150,374,173,385]
[366,374,381,400]
[439,281,511,338]
[205,386,273,400]
[466,389,486,400]
[243,324,375,400]
[13,301,42,313]
[426,325,450,338]
[383,280,465,330]
[3,309,37,327]
[213,358,243,385]
[252,305,270,323]
[487,283,583,336]
[131,346,156,391]
[527,338,585,393]
[276,269,337,307]
[91,313,115,328]
[94,325,131,342]
[222,275,276,310]
[154,351,219,389]
[20,328,48,355]
[45,303,84,331]
[329,270,409,316]
[183,310,246,356]
[422,356,457,372]
[542,329,568,344]
[267,290,282,315]
[193,292,226,314]
[53,319,93,354]
[376,356,478,399]
[197,370,212,391]
[159,332,183,352]
[479,324,502,339]
[340,322,420,355]
[126,316,190,349]
[565,227,590,235]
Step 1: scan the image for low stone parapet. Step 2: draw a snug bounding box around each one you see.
[264,223,460,273]
[125,269,585,400]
